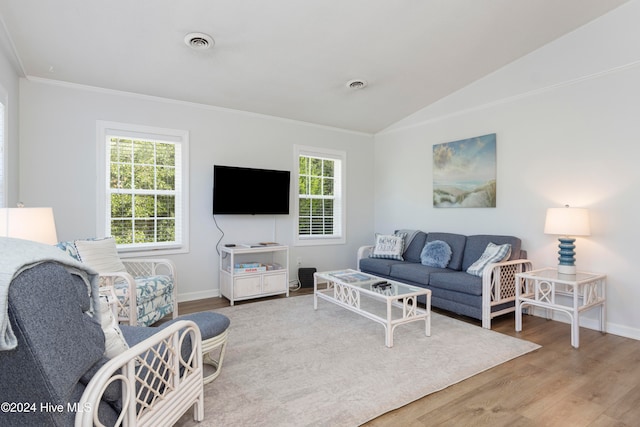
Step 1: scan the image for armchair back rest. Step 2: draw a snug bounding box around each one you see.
[0,262,106,426]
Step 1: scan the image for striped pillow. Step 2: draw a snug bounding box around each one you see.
[75,237,127,273]
[466,242,511,277]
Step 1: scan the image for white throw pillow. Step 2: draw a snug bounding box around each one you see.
[370,233,406,261]
[75,238,126,273]
[98,295,129,358]
[466,242,512,277]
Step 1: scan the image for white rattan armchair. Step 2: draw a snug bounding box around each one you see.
[75,320,204,427]
[56,239,179,327]
[99,258,179,326]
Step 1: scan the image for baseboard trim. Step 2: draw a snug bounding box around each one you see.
[178,289,220,303]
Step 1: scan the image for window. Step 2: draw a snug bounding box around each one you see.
[97,121,189,254]
[294,145,345,245]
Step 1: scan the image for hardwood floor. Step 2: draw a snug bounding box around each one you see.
[178,289,640,427]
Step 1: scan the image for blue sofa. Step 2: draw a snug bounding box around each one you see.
[358,231,533,329]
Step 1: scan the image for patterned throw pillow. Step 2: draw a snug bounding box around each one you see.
[370,233,406,260]
[420,240,452,268]
[466,242,512,277]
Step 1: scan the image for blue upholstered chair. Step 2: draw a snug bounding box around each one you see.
[0,258,203,426]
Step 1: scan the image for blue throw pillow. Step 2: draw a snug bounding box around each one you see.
[420,240,452,268]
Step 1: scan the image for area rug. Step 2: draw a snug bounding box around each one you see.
[176,294,540,427]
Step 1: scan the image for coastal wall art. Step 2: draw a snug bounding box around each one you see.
[433,133,496,208]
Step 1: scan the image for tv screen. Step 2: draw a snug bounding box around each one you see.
[213,165,291,215]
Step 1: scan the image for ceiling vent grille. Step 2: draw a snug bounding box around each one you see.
[184,32,214,50]
[346,79,368,90]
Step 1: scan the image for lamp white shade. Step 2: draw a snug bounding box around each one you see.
[0,207,58,244]
[544,207,590,236]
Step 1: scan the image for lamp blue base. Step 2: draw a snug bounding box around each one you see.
[557,237,576,275]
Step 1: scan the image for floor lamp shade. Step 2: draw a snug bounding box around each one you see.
[0,207,58,245]
[544,207,590,275]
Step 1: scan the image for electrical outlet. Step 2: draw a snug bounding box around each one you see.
[296,257,303,266]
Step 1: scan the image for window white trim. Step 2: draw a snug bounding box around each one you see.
[293,145,346,246]
[96,121,189,256]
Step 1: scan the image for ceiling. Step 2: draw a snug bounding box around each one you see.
[0,0,629,134]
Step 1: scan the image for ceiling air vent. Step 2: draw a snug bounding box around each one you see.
[184,32,214,50]
[346,79,368,90]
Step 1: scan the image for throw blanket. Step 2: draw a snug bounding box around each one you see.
[0,237,100,351]
[396,229,420,251]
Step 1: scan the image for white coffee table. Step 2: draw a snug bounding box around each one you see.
[314,269,431,347]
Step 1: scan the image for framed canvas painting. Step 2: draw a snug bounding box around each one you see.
[433,133,496,208]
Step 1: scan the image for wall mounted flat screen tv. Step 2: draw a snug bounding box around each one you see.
[213,165,291,215]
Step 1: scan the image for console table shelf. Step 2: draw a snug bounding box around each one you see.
[219,245,289,305]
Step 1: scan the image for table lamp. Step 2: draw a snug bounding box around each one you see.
[0,206,58,244]
[544,205,590,275]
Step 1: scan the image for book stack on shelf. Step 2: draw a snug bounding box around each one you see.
[233,262,266,273]
[231,262,285,273]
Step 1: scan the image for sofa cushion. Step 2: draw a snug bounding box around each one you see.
[370,233,406,260]
[462,235,522,271]
[80,357,122,403]
[466,242,512,277]
[425,232,467,270]
[389,263,449,286]
[359,257,402,276]
[135,297,175,327]
[420,240,452,268]
[429,271,483,296]
[398,231,428,263]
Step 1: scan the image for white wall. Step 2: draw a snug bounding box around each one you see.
[18,80,375,301]
[0,24,21,206]
[375,0,640,339]
[12,1,640,339]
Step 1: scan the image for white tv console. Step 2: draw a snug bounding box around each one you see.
[219,244,289,305]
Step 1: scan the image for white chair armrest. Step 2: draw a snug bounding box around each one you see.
[356,245,374,270]
[75,320,204,427]
[99,272,138,325]
[481,259,533,329]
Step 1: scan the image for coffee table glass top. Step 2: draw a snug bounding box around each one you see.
[320,269,423,297]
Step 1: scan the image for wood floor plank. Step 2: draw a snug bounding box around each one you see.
[175,291,640,427]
